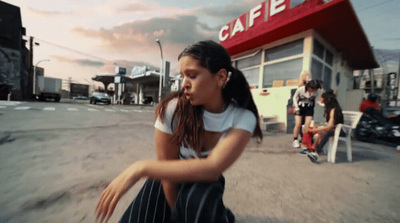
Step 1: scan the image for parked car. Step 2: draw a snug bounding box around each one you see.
[141,96,153,105]
[73,95,89,100]
[90,92,111,104]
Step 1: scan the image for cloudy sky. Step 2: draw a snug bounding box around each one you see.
[3,0,400,87]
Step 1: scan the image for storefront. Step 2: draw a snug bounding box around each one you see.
[219,0,378,129]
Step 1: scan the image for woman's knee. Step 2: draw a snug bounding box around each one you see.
[120,180,170,223]
[173,181,225,222]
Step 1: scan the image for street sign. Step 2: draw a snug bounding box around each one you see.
[115,66,126,75]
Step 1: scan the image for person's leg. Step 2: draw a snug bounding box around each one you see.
[314,130,326,148]
[119,179,171,223]
[293,115,303,147]
[316,130,335,154]
[172,176,234,223]
[303,116,313,132]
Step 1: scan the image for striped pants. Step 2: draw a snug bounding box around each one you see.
[119,177,235,223]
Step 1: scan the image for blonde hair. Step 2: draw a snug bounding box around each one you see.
[298,70,311,87]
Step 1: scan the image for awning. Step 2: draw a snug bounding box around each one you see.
[221,0,378,70]
[92,72,161,86]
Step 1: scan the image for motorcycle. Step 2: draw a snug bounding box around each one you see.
[355,107,400,146]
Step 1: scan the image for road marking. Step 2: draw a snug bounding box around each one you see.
[120,109,129,112]
[88,108,98,111]
[0,106,6,109]
[105,109,116,112]
[132,109,154,113]
[43,107,55,111]
[67,108,78,111]
[14,106,30,110]
[0,101,22,106]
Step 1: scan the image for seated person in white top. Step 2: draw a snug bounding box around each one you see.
[96,40,263,223]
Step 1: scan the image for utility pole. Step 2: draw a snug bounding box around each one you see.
[396,54,400,107]
[156,39,163,103]
[29,36,40,99]
[28,36,34,99]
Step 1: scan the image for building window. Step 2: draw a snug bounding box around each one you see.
[262,39,304,88]
[242,67,260,88]
[290,0,306,8]
[237,50,261,69]
[311,38,333,90]
[263,58,303,88]
[313,39,324,59]
[325,50,333,66]
[264,39,303,62]
[235,50,261,88]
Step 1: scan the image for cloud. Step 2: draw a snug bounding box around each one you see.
[374,49,400,63]
[384,37,400,41]
[196,0,263,26]
[93,0,194,18]
[50,55,105,67]
[71,15,220,62]
[114,1,158,14]
[27,7,67,17]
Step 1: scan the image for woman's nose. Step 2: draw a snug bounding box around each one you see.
[181,77,189,89]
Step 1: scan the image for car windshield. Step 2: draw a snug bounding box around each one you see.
[94,92,108,97]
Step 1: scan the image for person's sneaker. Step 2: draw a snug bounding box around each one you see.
[307,152,319,163]
[298,149,310,156]
[292,139,300,148]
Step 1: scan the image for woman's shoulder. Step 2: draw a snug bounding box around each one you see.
[230,103,254,117]
[157,97,178,116]
[296,86,305,91]
[230,105,257,133]
[229,104,257,125]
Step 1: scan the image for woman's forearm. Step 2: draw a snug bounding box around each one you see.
[139,158,221,183]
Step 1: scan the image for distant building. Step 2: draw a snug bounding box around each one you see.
[92,65,171,104]
[219,0,379,131]
[0,1,29,100]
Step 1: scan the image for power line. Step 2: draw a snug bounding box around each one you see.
[357,0,394,12]
[33,37,111,63]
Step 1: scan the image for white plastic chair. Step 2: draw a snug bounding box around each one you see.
[327,111,363,163]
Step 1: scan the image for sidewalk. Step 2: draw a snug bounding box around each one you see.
[224,133,400,223]
[1,123,398,223]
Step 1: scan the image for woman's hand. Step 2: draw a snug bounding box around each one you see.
[96,162,144,222]
[306,126,318,133]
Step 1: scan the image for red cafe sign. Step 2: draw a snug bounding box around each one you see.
[219,0,288,42]
[219,0,337,55]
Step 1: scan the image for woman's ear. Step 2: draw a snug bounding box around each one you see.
[216,69,228,88]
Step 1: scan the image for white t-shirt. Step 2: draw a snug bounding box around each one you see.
[154,98,256,158]
[292,86,324,108]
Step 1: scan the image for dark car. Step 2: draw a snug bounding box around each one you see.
[141,96,153,105]
[73,95,89,100]
[90,92,111,104]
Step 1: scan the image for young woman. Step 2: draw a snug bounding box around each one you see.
[304,89,344,163]
[292,80,323,148]
[96,40,263,222]
[298,70,311,87]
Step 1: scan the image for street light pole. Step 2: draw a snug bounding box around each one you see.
[33,59,50,95]
[156,39,164,103]
[84,78,93,95]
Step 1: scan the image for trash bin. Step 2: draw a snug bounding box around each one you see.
[286,88,297,134]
